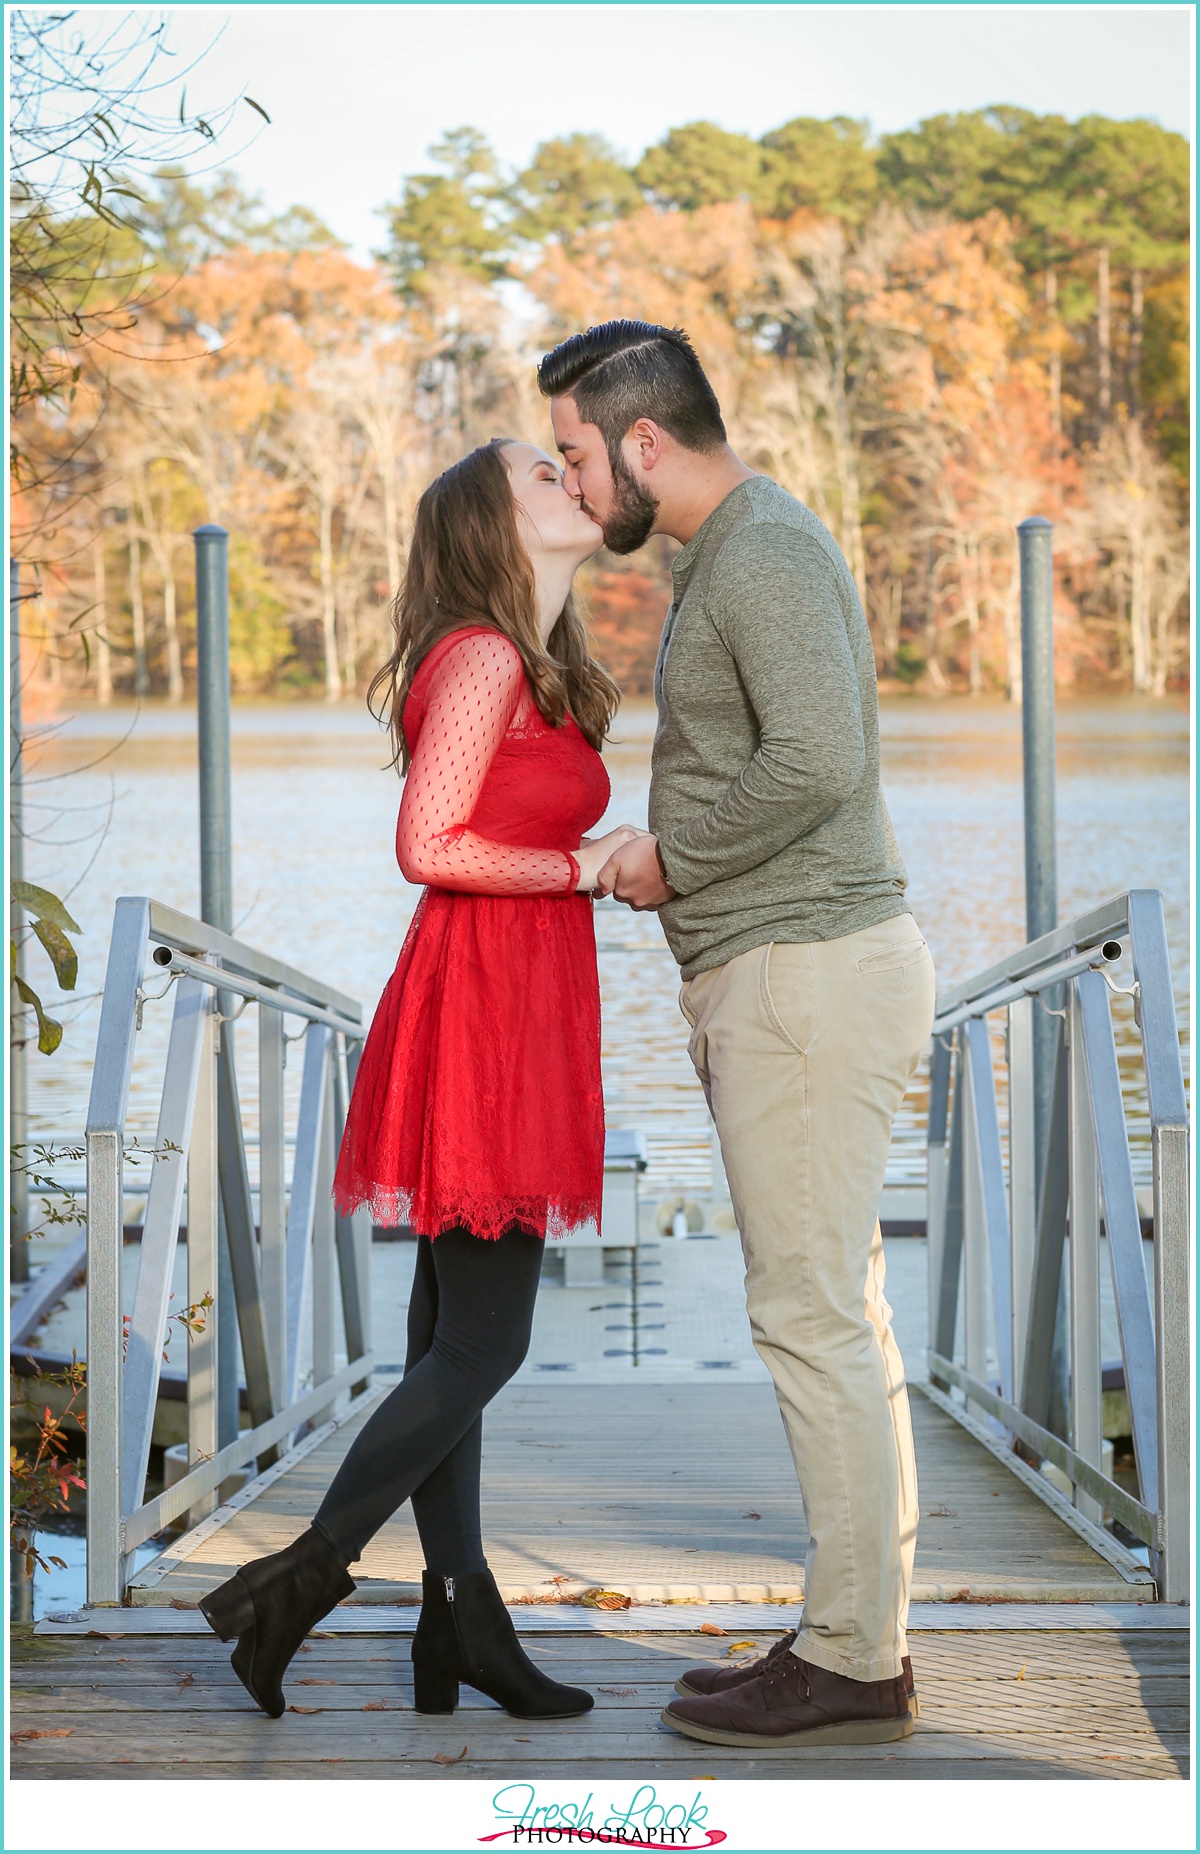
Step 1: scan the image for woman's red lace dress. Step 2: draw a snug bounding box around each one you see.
[334,626,610,1241]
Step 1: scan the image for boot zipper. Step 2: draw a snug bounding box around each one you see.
[443,1576,469,1675]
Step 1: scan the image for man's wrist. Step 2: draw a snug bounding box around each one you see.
[652,835,681,897]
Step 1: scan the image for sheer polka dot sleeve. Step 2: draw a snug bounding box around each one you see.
[396,630,580,896]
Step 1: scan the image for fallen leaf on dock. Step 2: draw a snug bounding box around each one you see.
[363,1699,403,1710]
[169,1599,196,1610]
[724,1641,758,1657]
[433,1745,468,1765]
[699,1623,725,1636]
[288,1705,324,1714]
[297,1678,337,1686]
[86,1632,124,1641]
[598,1687,637,1696]
[581,1588,632,1610]
[175,1672,195,1696]
[742,1511,761,1521]
[1016,1664,1026,1681]
[11,1728,73,1743]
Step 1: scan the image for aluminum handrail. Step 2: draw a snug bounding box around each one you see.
[932,941,1123,1036]
[924,888,1189,1601]
[86,898,373,1605]
[933,892,1130,1016]
[154,950,365,1037]
[144,897,362,1019]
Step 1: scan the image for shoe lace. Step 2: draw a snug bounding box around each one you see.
[764,1652,811,1701]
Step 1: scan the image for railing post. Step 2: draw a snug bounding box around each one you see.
[259,1006,288,1409]
[961,1038,989,1423]
[1007,997,1037,1403]
[10,557,30,1283]
[1067,980,1103,1526]
[187,991,220,1522]
[311,1053,338,1426]
[1154,1124,1190,1599]
[925,1035,952,1376]
[85,897,151,1605]
[1127,890,1191,1600]
[193,523,238,1450]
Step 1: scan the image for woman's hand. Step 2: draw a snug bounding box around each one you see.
[574,826,649,892]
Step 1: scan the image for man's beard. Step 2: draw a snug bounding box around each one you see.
[598,453,659,555]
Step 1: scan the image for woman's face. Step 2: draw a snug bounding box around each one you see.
[503,441,603,568]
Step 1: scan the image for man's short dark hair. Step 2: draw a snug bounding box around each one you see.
[537,320,726,460]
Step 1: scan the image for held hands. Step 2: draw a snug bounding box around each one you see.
[595,834,677,911]
[574,826,650,892]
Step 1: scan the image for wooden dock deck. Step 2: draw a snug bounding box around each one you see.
[17,1369,1185,1786]
[11,1613,1188,1780]
[126,1378,1149,1608]
[15,1236,1185,1786]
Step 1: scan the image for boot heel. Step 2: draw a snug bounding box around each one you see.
[200,1574,256,1642]
[413,1667,459,1714]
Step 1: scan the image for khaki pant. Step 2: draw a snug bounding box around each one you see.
[680,914,936,1682]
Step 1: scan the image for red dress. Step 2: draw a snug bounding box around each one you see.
[334,626,610,1241]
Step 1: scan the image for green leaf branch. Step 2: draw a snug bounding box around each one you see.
[10,880,82,1056]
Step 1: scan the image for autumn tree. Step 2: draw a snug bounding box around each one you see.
[759,116,878,224]
[511,133,642,243]
[635,121,764,210]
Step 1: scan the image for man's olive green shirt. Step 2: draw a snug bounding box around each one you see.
[650,476,908,977]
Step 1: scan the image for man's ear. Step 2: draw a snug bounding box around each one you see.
[626,418,665,474]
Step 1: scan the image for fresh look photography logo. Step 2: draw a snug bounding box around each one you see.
[479,1784,727,1848]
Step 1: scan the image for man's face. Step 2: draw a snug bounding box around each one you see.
[551,395,660,556]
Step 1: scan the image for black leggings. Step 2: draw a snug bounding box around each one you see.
[313,1225,544,1572]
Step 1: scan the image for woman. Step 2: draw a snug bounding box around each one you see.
[200,438,642,1721]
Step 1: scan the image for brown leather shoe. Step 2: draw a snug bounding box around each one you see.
[675,1637,919,1718]
[662,1648,914,1748]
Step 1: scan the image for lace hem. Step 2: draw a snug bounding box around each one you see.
[332,1180,600,1243]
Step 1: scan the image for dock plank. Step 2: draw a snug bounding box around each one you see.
[129,1381,1144,1607]
[10,1627,1188,1782]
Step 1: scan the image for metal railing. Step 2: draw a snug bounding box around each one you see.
[85,897,373,1605]
[925,889,1189,1600]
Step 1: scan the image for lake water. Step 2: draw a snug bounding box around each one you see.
[20,694,1190,1195]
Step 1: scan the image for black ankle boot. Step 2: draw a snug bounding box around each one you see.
[411,1569,593,1719]
[200,1525,356,1718]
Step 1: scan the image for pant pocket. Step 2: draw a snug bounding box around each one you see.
[761,942,816,1055]
[854,922,930,976]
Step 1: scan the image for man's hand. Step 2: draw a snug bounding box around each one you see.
[597,834,677,910]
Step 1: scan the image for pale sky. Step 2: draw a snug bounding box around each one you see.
[98,5,1196,259]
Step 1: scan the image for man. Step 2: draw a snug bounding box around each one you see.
[538,321,935,1750]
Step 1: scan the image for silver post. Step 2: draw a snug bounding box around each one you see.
[1018,515,1068,1436]
[194,526,233,935]
[1018,517,1058,1168]
[193,524,238,1449]
[10,558,29,1283]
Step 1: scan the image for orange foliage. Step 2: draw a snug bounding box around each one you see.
[531,203,762,413]
[581,561,668,695]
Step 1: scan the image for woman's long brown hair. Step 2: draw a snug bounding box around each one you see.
[368,438,621,771]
